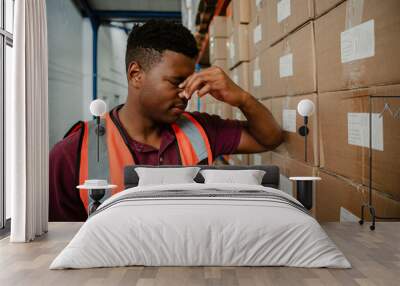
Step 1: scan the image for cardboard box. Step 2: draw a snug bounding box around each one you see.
[248,1,268,60]
[315,0,345,17]
[264,22,316,97]
[187,98,197,112]
[316,170,400,222]
[209,16,227,38]
[230,62,250,93]
[266,0,314,47]
[249,152,272,165]
[222,104,233,119]
[238,98,273,166]
[249,51,268,99]
[319,85,400,199]
[228,104,249,167]
[211,59,229,74]
[229,154,250,166]
[209,37,228,63]
[227,24,250,69]
[204,96,232,119]
[315,0,400,93]
[271,94,319,166]
[232,106,244,121]
[200,96,207,113]
[232,0,251,25]
[227,16,233,37]
[271,152,318,178]
[226,2,233,36]
[204,96,221,116]
[250,0,266,19]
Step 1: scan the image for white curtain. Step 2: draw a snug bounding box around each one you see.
[7,0,49,242]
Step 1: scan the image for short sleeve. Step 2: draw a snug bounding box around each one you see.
[190,111,242,158]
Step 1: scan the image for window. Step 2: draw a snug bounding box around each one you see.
[5,0,13,33]
[1,0,14,235]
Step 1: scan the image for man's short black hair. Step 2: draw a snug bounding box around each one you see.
[125,20,199,73]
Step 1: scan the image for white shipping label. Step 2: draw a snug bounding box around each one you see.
[341,20,375,63]
[282,109,297,133]
[277,0,291,23]
[279,53,293,78]
[253,69,262,87]
[253,25,262,44]
[254,154,262,165]
[255,0,263,9]
[347,113,384,151]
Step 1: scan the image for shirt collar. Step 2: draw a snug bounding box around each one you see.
[112,105,176,154]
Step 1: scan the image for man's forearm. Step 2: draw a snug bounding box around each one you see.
[238,92,283,148]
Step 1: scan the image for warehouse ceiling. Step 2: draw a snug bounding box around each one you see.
[72,0,182,23]
[86,0,180,12]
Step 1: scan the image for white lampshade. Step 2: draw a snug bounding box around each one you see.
[90,99,107,117]
[297,99,315,117]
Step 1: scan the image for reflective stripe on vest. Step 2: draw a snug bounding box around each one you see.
[78,111,212,214]
[171,113,213,165]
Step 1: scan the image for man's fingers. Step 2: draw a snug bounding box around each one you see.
[185,76,206,98]
[197,84,211,98]
[183,67,220,86]
[179,67,224,97]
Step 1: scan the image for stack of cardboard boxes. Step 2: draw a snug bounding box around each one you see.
[204,16,231,119]
[248,0,319,216]
[207,0,400,222]
[208,1,251,165]
[226,0,251,165]
[314,0,400,221]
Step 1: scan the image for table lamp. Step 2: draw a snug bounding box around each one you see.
[76,99,115,216]
[297,99,315,162]
[89,99,107,161]
[291,99,320,211]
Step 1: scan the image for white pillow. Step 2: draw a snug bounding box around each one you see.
[135,167,201,186]
[200,169,266,185]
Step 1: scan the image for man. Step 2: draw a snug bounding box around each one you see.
[50,20,283,221]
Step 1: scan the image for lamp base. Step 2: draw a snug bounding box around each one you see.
[296,181,313,210]
[289,177,321,211]
[89,189,106,215]
[298,126,309,136]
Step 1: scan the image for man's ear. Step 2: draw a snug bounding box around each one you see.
[127,61,144,88]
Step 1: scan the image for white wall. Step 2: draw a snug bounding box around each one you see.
[97,25,128,112]
[47,0,84,148]
[47,1,128,149]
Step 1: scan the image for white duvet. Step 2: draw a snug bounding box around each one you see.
[50,183,351,269]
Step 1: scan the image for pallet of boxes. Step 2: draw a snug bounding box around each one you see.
[207,15,229,118]
[210,0,252,166]
[245,0,400,222]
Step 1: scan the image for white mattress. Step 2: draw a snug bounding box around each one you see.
[50,183,351,269]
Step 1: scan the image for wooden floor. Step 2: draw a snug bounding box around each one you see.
[0,222,399,286]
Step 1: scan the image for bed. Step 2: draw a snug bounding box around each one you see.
[50,165,351,269]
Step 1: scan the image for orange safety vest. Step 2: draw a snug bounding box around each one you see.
[64,110,213,214]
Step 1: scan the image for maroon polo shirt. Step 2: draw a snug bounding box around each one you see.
[49,107,242,221]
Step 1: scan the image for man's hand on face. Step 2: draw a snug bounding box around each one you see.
[178,66,251,108]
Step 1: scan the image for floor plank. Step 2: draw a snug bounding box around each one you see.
[0,222,399,286]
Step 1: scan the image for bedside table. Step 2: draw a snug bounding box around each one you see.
[289,177,321,210]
